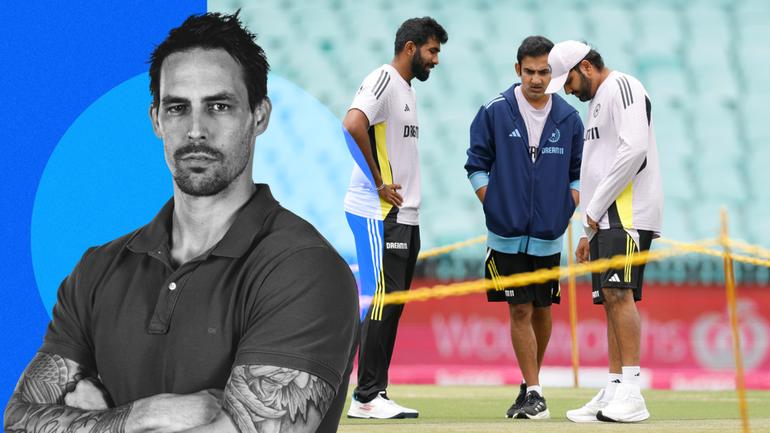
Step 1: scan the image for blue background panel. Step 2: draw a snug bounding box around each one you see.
[0,1,206,410]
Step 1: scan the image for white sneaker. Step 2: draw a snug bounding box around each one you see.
[380,392,419,418]
[597,383,650,423]
[566,388,607,423]
[347,392,419,419]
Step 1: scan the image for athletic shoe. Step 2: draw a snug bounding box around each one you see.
[379,392,419,418]
[505,383,527,418]
[565,388,607,423]
[347,392,419,419]
[596,383,650,423]
[514,391,550,420]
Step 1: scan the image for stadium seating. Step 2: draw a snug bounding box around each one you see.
[218,0,770,282]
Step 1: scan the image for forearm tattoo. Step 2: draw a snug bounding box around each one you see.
[4,352,132,433]
[223,365,335,433]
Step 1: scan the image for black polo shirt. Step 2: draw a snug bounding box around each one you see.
[41,184,359,407]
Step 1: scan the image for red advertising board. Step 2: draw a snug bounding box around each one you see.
[378,282,770,389]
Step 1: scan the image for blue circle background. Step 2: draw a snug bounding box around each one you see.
[0,1,211,409]
[31,73,355,316]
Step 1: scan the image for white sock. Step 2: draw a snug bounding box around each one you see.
[622,366,641,387]
[603,373,623,402]
[521,379,527,386]
[526,385,543,396]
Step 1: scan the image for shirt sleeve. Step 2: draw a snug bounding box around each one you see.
[233,247,359,389]
[585,77,650,222]
[569,113,584,191]
[349,67,393,125]
[465,105,496,181]
[468,171,490,191]
[40,248,97,370]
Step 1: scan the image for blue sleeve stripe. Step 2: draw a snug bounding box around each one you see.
[469,171,489,191]
[569,179,580,191]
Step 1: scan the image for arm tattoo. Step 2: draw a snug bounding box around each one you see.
[4,352,132,433]
[223,365,335,433]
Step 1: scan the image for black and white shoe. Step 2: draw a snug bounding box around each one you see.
[505,383,527,418]
[514,391,551,420]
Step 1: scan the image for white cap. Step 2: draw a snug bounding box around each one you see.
[545,40,591,94]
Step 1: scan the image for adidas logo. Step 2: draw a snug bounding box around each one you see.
[509,129,521,138]
[404,104,410,111]
[609,273,621,283]
[611,379,622,383]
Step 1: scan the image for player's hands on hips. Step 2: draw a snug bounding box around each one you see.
[576,237,590,263]
[129,389,223,432]
[64,377,111,410]
[379,183,403,207]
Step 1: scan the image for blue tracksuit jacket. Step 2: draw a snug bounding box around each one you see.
[465,84,584,256]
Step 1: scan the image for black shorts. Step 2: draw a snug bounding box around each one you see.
[485,249,561,307]
[589,228,653,304]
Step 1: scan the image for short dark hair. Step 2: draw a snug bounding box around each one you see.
[149,10,269,111]
[572,47,604,71]
[394,17,448,54]
[516,36,554,64]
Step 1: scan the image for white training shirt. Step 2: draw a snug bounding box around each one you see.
[514,86,553,162]
[580,71,663,239]
[344,64,420,225]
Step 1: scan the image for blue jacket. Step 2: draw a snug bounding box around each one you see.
[465,84,584,256]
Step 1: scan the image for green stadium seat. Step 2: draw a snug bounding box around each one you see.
[537,3,588,42]
[226,0,770,281]
[635,3,682,58]
[668,202,695,239]
[642,65,689,106]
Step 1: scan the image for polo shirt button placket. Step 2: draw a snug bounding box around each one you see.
[148,276,185,334]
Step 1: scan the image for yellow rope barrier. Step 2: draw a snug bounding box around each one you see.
[384,238,770,306]
[417,235,485,260]
[728,238,770,260]
[662,240,770,268]
[413,232,770,267]
[382,239,717,305]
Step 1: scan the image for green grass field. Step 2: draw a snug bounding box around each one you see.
[338,385,770,432]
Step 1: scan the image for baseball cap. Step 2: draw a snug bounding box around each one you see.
[545,40,591,94]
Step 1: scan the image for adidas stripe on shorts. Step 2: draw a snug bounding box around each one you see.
[485,249,561,307]
[589,228,653,304]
